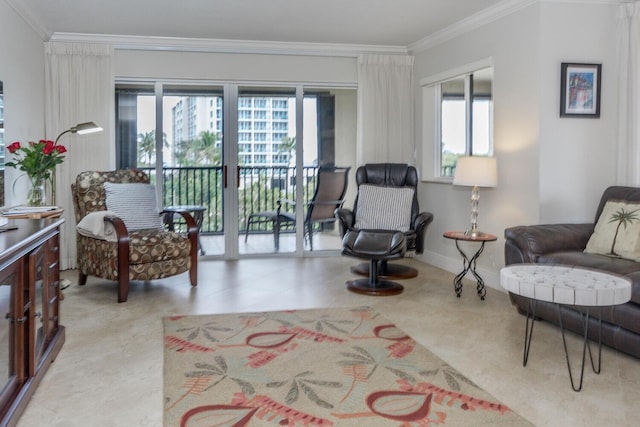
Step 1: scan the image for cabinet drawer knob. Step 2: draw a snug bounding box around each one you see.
[5,313,28,324]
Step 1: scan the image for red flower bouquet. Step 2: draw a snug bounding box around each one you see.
[6,140,67,205]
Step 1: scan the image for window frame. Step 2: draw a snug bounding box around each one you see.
[420,58,493,182]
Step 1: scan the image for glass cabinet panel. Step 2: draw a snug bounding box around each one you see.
[0,260,23,411]
[29,243,47,376]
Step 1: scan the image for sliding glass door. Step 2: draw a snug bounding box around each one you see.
[116,82,356,258]
[238,86,357,255]
[238,87,297,255]
[116,83,226,256]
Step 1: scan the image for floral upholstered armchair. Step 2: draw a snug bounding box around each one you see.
[71,169,198,302]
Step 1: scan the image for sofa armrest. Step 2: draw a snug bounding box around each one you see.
[504,223,594,264]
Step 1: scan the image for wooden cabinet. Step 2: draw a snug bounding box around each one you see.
[0,219,65,427]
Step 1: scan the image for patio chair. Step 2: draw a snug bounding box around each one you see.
[245,164,350,250]
[71,169,198,302]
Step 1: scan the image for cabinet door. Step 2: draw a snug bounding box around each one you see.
[28,243,47,377]
[0,260,26,412]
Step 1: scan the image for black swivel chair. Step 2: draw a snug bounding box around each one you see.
[335,163,434,278]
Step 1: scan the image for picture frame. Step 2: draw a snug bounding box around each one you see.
[560,62,601,118]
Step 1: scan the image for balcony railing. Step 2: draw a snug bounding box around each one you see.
[141,166,319,235]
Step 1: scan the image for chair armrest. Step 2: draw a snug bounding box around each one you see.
[334,208,355,237]
[412,211,434,253]
[277,198,296,214]
[504,223,594,264]
[278,198,296,206]
[311,200,345,206]
[103,215,129,239]
[103,215,130,283]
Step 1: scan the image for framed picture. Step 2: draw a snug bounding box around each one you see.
[560,62,601,118]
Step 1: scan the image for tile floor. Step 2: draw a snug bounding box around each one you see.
[16,257,640,426]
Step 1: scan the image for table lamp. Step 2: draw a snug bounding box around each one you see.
[453,156,498,237]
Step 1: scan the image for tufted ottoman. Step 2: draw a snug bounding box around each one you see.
[342,229,407,295]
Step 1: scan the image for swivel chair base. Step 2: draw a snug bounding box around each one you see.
[346,277,404,296]
[351,260,418,279]
[342,230,406,296]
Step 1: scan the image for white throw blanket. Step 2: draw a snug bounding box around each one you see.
[76,211,119,241]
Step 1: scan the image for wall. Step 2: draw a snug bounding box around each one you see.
[412,1,619,291]
[115,50,357,85]
[0,0,46,206]
[537,2,618,223]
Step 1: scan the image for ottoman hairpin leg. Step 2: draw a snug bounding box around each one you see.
[558,305,602,392]
[522,298,537,366]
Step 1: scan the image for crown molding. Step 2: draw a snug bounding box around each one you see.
[409,0,538,53]
[49,33,408,58]
[10,0,624,58]
[408,0,622,54]
[5,0,51,41]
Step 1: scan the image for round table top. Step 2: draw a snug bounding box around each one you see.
[443,230,497,242]
[501,264,631,306]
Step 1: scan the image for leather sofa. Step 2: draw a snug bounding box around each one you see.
[504,186,640,359]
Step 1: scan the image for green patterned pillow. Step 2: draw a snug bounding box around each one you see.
[585,200,640,261]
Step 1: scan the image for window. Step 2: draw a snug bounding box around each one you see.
[440,69,493,177]
[421,61,493,180]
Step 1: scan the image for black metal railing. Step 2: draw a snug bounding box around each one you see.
[141,166,319,235]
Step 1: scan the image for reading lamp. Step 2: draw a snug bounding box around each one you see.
[453,156,498,237]
[51,121,103,203]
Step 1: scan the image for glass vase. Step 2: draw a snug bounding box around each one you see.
[27,177,47,206]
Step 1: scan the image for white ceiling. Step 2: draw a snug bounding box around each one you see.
[12,0,512,47]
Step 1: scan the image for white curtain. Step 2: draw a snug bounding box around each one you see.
[617,2,640,185]
[45,42,115,270]
[357,54,415,165]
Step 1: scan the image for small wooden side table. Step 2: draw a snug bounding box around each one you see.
[163,205,206,255]
[443,231,497,300]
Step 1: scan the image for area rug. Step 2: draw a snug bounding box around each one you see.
[164,307,532,426]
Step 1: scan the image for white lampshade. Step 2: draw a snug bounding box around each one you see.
[453,156,498,188]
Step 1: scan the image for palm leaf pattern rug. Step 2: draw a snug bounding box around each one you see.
[164,306,532,426]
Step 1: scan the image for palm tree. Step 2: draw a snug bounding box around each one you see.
[137,131,155,166]
[608,207,640,256]
[137,130,169,166]
[278,136,296,165]
[173,131,221,166]
[196,131,221,165]
[173,138,194,166]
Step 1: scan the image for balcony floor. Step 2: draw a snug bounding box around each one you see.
[200,228,344,256]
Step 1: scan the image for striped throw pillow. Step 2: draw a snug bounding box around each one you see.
[104,183,164,231]
[354,184,414,232]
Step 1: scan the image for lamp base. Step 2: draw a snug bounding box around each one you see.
[464,229,489,238]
